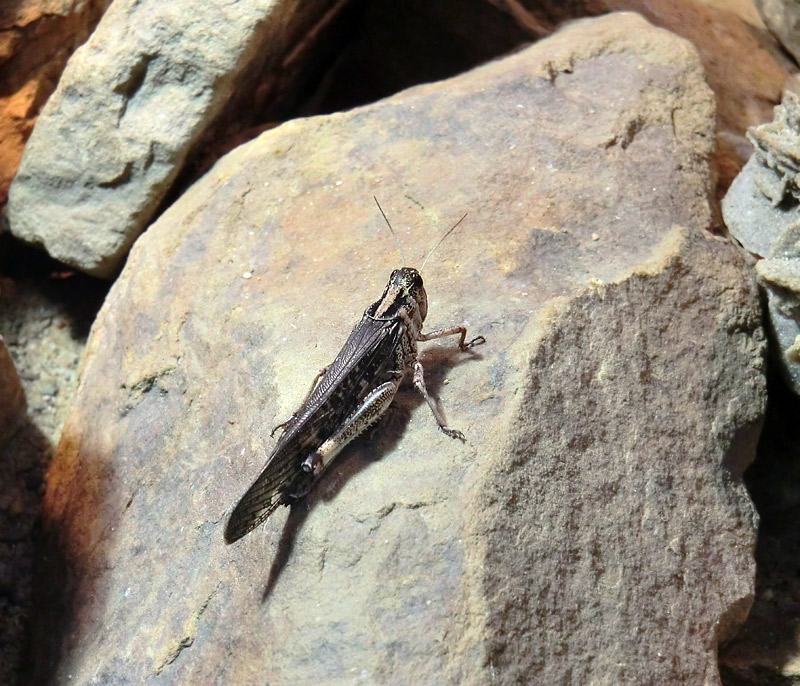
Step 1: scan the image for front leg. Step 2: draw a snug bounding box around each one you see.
[418,325,485,350]
[302,380,400,477]
[413,359,465,440]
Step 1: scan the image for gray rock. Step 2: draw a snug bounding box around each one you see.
[722,93,800,258]
[763,292,800,387]
[723,92,800,394]
[29,14,766,685]
[0,0,112,205]
[755,0,800,64]
[5,0,342,277]
[747,90,800,206]
[722,155,800,257]
[756,234,800,391]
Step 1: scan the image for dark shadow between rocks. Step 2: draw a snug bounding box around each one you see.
[719,373,800,686]
[259,342,484,603]
[773,192,799,216]
[0,417,51,686]
[20,439,115,686]
[0,233,110,341]
[0,1,33,30]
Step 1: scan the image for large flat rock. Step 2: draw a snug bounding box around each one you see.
[30,13,766,685]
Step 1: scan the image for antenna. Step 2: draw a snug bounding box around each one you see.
[420,212,468,272]
[374,196,406,266]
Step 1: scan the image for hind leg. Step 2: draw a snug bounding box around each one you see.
[302,380,400,476]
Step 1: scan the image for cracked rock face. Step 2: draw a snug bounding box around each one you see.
[723,92,800,394]
[30,13,766,685]
[746,90,800,207]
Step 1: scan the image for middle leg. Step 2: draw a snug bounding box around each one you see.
[413,359,465,440]
[418,325,485,350]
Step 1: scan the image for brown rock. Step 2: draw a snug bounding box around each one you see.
[30,13,765,685]
[303,0,793,200]
[460,241,764,684]
[0,0,111,207]
[599,0,794,196]
[0,334,25,446]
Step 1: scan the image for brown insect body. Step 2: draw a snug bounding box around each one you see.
[225,197,485,544]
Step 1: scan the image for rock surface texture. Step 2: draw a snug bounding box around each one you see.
[29,13,767,685]
[5,0,345,277]
[0,335,25,447]
[0,0,111,206]
[722,92,800,394]
[599,0,792,196]
[5,0,790,279]
[755,0,800,63]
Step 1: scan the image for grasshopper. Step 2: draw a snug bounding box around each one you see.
[224,200,484,544]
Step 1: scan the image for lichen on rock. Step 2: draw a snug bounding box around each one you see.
[747,90,800,206]
[722,90,800,395]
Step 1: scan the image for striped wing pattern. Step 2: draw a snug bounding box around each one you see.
[224,315,402,543]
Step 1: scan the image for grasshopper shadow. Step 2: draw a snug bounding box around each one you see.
[260,342,484,603]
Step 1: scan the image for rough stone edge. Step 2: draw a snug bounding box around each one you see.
[448,226,764,683]
[6,0,345,277]
[0,334,26,447]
